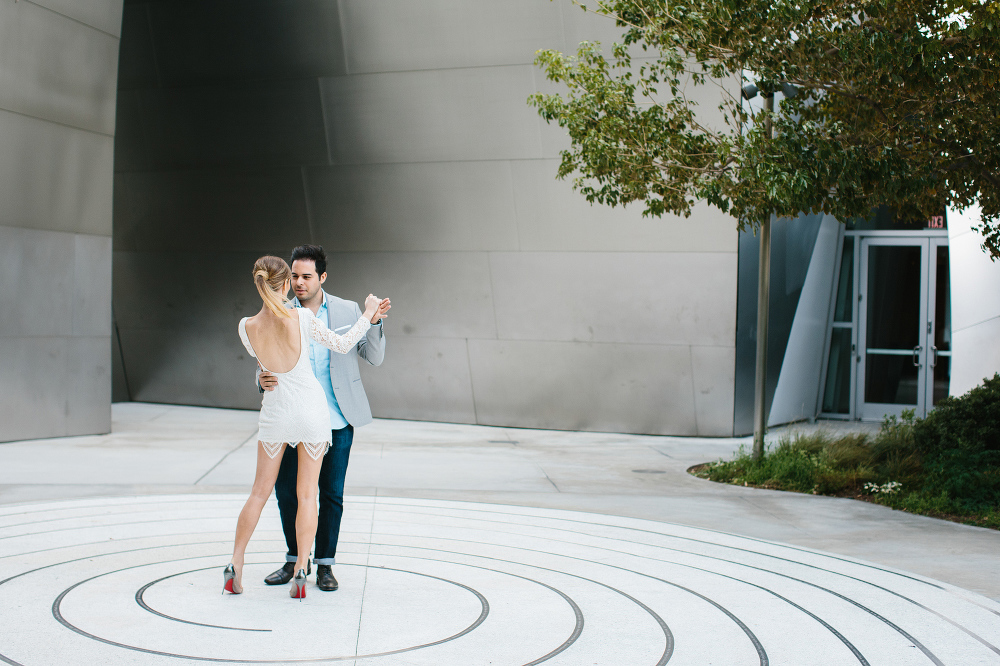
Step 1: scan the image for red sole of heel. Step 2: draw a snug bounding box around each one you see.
[224,578,234,593]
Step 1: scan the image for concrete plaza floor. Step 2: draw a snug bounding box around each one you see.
[1,403,999,665]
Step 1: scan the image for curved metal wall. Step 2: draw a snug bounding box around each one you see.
[111,0,739,435]
[0,0,121,442]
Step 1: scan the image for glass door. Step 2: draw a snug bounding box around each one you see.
[856,238,929,420]
[927,239,951,409]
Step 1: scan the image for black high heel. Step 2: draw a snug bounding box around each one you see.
[289,568,307,600]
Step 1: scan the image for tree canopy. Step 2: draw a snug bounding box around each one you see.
[529,0,1000,256]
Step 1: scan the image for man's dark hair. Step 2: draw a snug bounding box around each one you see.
[290,244,327,276]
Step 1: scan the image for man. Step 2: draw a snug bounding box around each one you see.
[258,244,387,591]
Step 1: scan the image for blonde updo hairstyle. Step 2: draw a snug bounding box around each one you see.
[253,255,293,318]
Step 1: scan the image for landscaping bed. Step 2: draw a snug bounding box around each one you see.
[690,374,1000,530]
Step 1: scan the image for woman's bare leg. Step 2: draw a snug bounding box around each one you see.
[293,444,324,574]
[231,442,286,583]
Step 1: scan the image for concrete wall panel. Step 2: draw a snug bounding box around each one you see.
[0,1,119,134]
[340,0,564,74]
[0,110,113,236]
[359,336,478,424]
[321,66,544,164]
[113,168,310,252]
[306,162,519,252]
[489,251,737,346]
[321,252,498,341]
[510,159,738,252]
[468,339,698,435]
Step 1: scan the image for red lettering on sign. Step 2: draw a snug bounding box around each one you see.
[928,216,944,229]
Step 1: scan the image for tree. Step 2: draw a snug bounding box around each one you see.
[528,0,1000,256]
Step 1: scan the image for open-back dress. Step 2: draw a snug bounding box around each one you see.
[238,307,371,460]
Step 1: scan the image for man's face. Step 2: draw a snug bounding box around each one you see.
[290,259,326,302]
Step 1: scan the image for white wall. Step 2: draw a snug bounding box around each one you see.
[947,203,1000,396]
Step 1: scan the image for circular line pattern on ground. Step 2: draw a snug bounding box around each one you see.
[0,495,997,666]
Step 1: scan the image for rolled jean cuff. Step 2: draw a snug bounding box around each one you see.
[285,554,298,563]
[313,557,335,566]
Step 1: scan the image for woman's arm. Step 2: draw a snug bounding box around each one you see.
[306,294,382,354]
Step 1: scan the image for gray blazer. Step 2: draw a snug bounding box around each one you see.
[257,291,386,427]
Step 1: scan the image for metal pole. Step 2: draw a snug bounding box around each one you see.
[752,92,774,460]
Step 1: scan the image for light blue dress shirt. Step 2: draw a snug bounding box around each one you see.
[305,295,350,431]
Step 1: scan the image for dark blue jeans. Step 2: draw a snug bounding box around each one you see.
[275,424,353,565]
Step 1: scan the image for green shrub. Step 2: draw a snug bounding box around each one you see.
[914,374,1000,510]
[693,375,1000,528]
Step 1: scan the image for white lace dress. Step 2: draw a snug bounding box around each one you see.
[238,307,371,460]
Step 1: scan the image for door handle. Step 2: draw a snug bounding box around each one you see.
[913,345,922,367]
[930,345,938,368]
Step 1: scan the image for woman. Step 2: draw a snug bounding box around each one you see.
[224,255,390,599]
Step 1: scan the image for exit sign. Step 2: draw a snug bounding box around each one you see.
[928,215,945,229]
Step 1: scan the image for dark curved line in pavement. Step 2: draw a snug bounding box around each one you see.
[46,552,569,664]
[136,570,272,632]
[0,537,664,666]
[381,504,1000,635]
[0,500,985,665]
[379,502,943,588]
[372,507,991,662]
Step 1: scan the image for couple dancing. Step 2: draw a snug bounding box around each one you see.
[224,245,390,599]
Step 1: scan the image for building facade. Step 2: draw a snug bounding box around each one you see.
[1,0,997,442]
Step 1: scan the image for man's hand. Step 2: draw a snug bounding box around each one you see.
[370,297,391,324]
[259,370,278,392]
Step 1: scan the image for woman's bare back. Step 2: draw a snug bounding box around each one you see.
[243,311,302,373]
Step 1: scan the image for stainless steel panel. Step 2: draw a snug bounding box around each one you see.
[340,0,563,74]
[691,345,735,436]
[112,90,148,172]
[489,251,738,346]
[320,251,498,340]
[117,3,159,90]
[306,162,519,252]
[147,0,347,86]
[468,339,698,435]
[560,2,628,52]
[113,251,262,333]
[113,168,310,252]
[118,326,260,409]
[0,226,75,337]
[31,0,123,37]
[0,109,113,236]
[359,336,477,424]
[125,80,328,171]
[73,234,113,337]
[0,0,119,134]
[64,335,112,435]
[510,159,739,252]
[0,336,68,441]
[320,66,544,164]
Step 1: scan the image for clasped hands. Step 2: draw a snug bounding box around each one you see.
[259,294,390,392]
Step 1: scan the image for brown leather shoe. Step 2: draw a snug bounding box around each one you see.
[264,561,310,585]
[316,565,338,591]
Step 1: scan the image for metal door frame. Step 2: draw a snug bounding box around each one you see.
[856,237,929,420]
